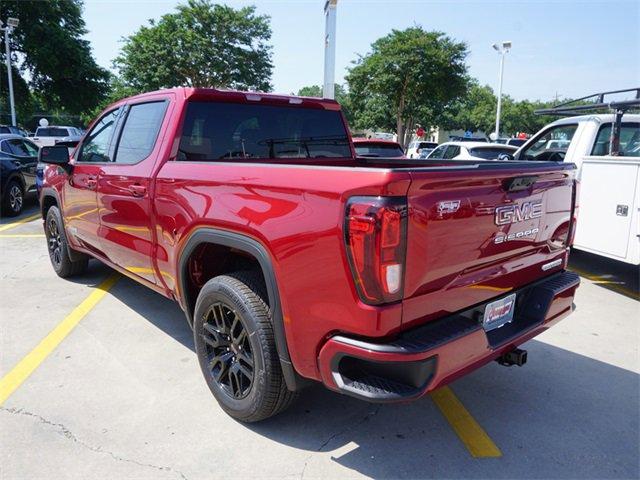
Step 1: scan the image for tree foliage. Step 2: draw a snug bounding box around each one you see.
[346,27,469,146]
[442,82,557,136]
[0,0,109,125]
[114,0,273,92]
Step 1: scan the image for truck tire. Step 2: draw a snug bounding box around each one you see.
[194,271,297,422]
[45,206,89,278]
[1,179,24,217]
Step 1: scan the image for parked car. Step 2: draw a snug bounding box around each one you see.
[39,87,580,422]
[352,138,405,158]
[496,137,528,147]
[514,111,640,265]
[32,125,83,148]
[426,141,518,160]
[448,136,488,143]
[0,134,39,216]
[405,140,438,158]
[0,125,28,137]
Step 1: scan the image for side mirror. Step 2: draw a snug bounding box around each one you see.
[39,145,70,166]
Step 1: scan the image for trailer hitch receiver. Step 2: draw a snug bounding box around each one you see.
[497,348,528,367]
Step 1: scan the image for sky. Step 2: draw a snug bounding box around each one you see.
[82,0,640,101]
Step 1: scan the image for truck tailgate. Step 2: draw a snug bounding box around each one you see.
[402,162,576,329]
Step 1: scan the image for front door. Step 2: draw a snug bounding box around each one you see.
[63,108,121,255]
[97,98,170,286]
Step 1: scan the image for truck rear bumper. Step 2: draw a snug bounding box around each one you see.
[317,270,580,402]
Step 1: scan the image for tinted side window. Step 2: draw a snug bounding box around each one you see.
[591,123,640,157]
[0,140,12,154]
[443,145,460,159]
[8,139,38,157]
[428,145,447,158]
[519,124,578,160]
[79,109,120,163]
[178,101,351,161]
[114,102,167,164]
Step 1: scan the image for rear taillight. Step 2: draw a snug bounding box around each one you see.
[344,196,408,305]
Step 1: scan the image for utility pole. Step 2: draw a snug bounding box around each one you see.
[1,18,19,127]
[323,0,338,99]
[492,41,511,139]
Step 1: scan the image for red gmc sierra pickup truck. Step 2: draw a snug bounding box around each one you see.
[38,87,580,422]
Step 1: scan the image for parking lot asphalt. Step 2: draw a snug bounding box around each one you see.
[1,203,639,480]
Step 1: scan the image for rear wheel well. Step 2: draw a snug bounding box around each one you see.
[183,242,267,321]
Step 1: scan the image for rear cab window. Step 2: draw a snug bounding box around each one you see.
[35,127,70,137]
[354,142,404,157]
[177,101,351,161]
[590,122,640,157]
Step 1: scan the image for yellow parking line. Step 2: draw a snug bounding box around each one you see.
[431,386,502,458]
[0,213,40,232]
[0,273,119,406]
[0,234,45,238]
[570,267,639,300]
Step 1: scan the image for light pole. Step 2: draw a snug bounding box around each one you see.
[492,40,511,140]
[323,0,338,99]
[1,17,19,127]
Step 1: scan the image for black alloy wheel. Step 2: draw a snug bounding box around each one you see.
[47,215,63,269]
[201,302,254,399]
[8,183,23,215]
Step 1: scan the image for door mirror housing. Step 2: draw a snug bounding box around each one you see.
[39,145,70,166]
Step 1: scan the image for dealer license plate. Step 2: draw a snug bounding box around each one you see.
[482,293,517,331]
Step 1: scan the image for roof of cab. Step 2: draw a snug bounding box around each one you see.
[547,113,640,127]
[118,87,342,110]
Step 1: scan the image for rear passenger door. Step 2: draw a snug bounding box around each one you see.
[97,98,170,286]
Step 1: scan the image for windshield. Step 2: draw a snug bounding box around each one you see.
[36,127,70,137]
[354,142,404,157]
[469,147,515,159]
[178,101,351,161]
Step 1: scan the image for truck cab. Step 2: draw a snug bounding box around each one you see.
[514,113,640,265]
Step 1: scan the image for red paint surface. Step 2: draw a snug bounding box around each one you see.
[43,87,579,389]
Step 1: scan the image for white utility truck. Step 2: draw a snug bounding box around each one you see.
[513,88,640,265]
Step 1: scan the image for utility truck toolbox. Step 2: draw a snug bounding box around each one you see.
[39,87,580,422]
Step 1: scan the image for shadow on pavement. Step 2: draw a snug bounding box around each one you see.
[569,249,639,300]
[0,200,40,223]
[104,270,639,479]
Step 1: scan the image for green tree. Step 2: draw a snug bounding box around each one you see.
[441,82,497,134]
[114,0,273,92]
[346,27,469,147]
[441,82,559,137]
[297,84,353,126]
[0,0,110,126]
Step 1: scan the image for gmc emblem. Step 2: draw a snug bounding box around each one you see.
[495,200,543,225]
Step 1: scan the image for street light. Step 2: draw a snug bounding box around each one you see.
[323,0,338,99]
[1,17,19,127]
[492,40,511,140]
